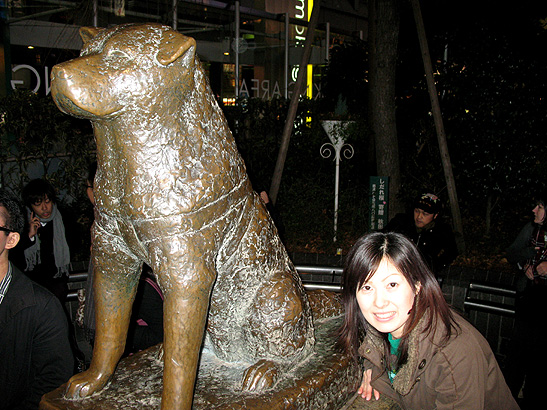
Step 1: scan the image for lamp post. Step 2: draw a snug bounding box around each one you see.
[320,120,354,243]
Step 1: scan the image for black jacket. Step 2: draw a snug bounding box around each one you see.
[10,209,74,302]
[0,265,74,410]
[384,213,458,274]
[506,221,536,268]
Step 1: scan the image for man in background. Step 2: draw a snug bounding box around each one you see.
[0,188,73,410]
[383,192,458,275]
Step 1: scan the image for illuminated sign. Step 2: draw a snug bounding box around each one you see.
[295,0,306,42]
[239,78,321,100]
[240,78,282,99]
[11,64,52,94]
[292,0,314,99]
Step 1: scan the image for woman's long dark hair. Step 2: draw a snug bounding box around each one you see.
[338,232,456,365]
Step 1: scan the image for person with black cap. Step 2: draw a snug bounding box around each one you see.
[383,193,458,275]
[504,193,547,409]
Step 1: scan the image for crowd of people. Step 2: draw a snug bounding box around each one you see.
[0,173,536,409]
[0,173,165,409]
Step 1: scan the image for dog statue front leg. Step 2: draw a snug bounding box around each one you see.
[160,269,215,410]
[65,245,141,399]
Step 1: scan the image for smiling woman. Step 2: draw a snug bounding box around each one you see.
[355,258,419,339]
[338,232,519,410]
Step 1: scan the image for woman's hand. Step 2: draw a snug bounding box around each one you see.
[536,261,547,276]
[524,264,535,280]
[358,368,380,401]
[28,212,41,239]
[524,261,547,279]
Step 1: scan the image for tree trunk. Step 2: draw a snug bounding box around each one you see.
[269,3,320,205]
[485,194,498,239]
[485,194,492,238]
[368,0,404,218]
[410,0,465,253]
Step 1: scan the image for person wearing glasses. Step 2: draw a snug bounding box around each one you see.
[0,188,73,410]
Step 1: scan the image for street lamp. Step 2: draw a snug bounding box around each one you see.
[320,120,354,243]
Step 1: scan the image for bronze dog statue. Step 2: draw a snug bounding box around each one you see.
[51,23,315,409]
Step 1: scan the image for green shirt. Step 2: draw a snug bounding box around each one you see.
[387,333,401,382]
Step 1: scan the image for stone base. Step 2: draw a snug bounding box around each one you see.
[41,317,362,410]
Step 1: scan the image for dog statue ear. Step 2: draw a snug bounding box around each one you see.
[157,32,196,66]
[79,27,102,45]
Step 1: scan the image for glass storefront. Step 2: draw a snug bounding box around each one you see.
[3,0,367,100]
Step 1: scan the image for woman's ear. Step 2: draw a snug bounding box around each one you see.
[5,232,20,250]
[415,282,421,295]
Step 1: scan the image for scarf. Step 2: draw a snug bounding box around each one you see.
[359,314,431,396]
[24,203,71,277]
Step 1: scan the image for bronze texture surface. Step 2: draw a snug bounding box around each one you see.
[47,23,357,409]
[41,317,364,409]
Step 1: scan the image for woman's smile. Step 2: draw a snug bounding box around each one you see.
[356,258,419,338]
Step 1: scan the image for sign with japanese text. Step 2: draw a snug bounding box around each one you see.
[369,176,389,231]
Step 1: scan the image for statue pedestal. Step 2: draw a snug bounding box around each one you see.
[41,317,363,410]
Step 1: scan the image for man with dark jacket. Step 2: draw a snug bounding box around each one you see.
[0,189,73,410]
[383,193,458,275]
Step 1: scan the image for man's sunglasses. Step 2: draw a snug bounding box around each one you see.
[0,226,15,234]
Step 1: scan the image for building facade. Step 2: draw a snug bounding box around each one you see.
[2,0,367,101]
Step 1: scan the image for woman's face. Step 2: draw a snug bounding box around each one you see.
[30,195,53,220]
[356,257,419,339]
[533,203,545,224]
